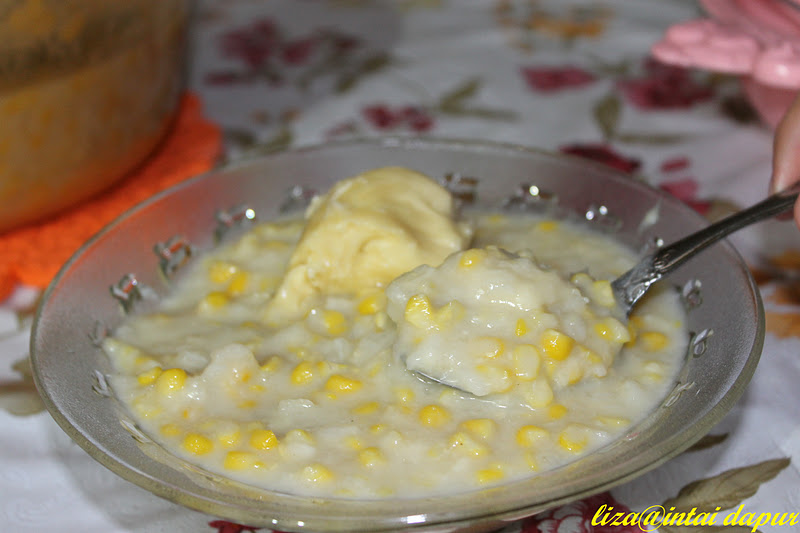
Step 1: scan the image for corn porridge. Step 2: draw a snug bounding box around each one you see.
[103,167,688,499]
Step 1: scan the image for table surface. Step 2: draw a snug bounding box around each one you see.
[2,1,800,532]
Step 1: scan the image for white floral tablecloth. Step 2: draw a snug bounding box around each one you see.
[2,1,800,532]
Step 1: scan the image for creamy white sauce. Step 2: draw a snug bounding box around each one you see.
[103,205,687,500]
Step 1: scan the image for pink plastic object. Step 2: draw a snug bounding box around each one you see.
[652,0,800,127]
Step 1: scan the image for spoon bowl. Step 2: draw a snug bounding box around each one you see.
[410,182,797,393]
[612,181,800,316]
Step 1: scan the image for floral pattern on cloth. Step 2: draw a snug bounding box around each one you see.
[494,0,611,51]
[2,0,799,531]
[204,17,386,90]
[752,250,800,339]
[323,78,517,141]
[520,492,640,533]
[207,521,261,533]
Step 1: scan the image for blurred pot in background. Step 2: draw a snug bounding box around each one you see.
[0,0,190,233]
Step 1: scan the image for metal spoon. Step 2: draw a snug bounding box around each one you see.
[612,181,800,316]
[408,183,799,394]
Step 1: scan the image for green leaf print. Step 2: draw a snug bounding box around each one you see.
[593,92,620,141]
[662,458,790,512]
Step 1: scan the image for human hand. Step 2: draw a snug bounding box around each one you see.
[771,91,800,230]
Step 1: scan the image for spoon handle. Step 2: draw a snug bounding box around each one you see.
[652,181,800,276]
[612,181,800,314]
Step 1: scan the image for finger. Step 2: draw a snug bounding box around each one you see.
[794,197,800,231]
[771,91,800,194]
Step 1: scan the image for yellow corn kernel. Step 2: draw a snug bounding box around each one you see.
[218,428,241,447]
[262,240,289,251]
[449,431,488,456]
[626,316,644,343]
[358,292,387,315]
[405,294,433,328]
[224,451,264,470]
[394,388,415,404]
[302,463,334,483]
[419,404,450,427]
[460,419,497,440]
[593,318,631,343]
[370,424,386,434]
[133,401,162,419]
[585,350,603,365]
[226,271,249,297]
[359,447,385,467]
[374,311,389,331]
[643,361,664,380]
[524,451,539,471]
[261,355,282,373]
[640,331,669,352]
[476,337,505,358]
[102,338,147,373]
[434,300,465,327]
[325,374,362,394]
[352,401,380,415]
[250,429,278,450]
[516,425,549,447]
[395,404,413,416]
[476,464,505,484]
[596,415,630,427]
[536,220,558,232]
[290,361,315,385]
[625,325,637,346]
[322,310,348,336]
[512,344,540,380]
[549,404,568,419]
[285,429,315,444]
[183,433,213,455]
[475,364,513,393]
[438,387,462,403]
[237,400,257,409]
[485,213,507,225]
[199,291,229,311]
[566,364,584,385]
[134,354,159,368]
[542,358,557,379]
[523,378,553,408]
[459,248,488,269]
[367,360,383,378]
[137,366,163,386]
[288,345,311,359]
[156,368,187,396]
[209,260,237,284]
[160,423,181,437]
[236,369,253,383]
[515,318,528,337]
[323,360,343,373]
[344,435,364,450]
[570,272,592,285]
[540,329,574,361]
[558,432,588,453]
[592,280,616,307]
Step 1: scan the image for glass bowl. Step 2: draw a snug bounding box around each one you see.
[30,138,764,532]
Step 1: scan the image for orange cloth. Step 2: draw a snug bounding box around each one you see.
[0,93,222,301]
